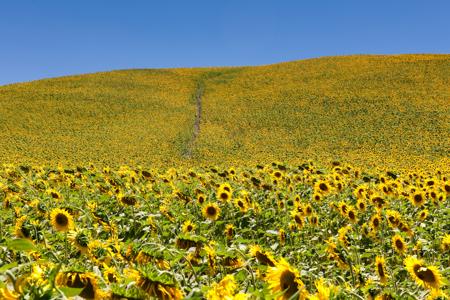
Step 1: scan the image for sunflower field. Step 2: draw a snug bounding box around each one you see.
[0,162,449,299]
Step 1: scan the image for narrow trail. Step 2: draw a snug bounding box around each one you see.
[184,81,204,158]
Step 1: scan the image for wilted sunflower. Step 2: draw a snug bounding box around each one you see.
[392,234,407,254]
[404,256,443,290]
[56,271,99,299]
[50,208,74,232]
[202,203,221,221]
[137,266,183,300]
[375,256,388,284]
[265,258,309,300]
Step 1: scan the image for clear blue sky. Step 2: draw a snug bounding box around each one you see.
[1,0,449,85]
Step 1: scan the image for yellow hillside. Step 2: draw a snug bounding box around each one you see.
[0,54,449,170]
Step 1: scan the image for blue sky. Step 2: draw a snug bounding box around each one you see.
[1,0,449,85]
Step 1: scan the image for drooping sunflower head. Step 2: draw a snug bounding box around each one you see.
[56,271,98,299]
[392,234,407,254]
[404,256,443,290]
[50,208,74,232]
[202,203,221,221]
[137,265,183,300]
[265,258,308,300]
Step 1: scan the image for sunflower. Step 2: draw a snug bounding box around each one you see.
[202,203,221,221]
[197,193,206,205]
[315,180,331,195]
[14,216,32,240]
[206,274,237,300]
[56,271,99,299]
[224,224,235,240]
[441,234,450,251]
[102,264,118,284]
[310,278,339,300]
[312,192,322,202]
[291,211,304,228]
[385,210,400,228]
[50,208,74,232]
[410,191,426,207]
[249,245,276,267]
[418,209,428,221]
[265,258,309,299]
[370,194,386,209]
[392,234,407,254]
[404,256,443,290]
[68,229,90,254]
[369,214,382,232]
[182,220,196,233]
[217,183,232,202]
[347,206,358,223]
[338,226,352,248]
[375,256,388,284]
[234,197,248,212]
[279,229,286,246]
[356,199,366,211]
[309,214,319,226]
[137,266,183,300]
[338,201,348,217]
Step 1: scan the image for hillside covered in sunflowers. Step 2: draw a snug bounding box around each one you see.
[0,55,449,299]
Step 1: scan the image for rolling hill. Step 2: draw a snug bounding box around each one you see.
[0,54,449,170]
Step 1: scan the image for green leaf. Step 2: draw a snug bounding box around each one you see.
[59,287,84,297]
[6,239,36,251]
[0,261,18,272]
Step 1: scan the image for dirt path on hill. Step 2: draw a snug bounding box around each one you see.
[184,82,204,158]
